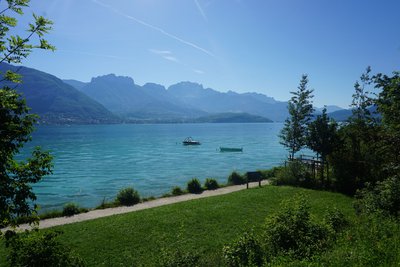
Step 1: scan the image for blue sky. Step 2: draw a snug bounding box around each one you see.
[12,0,400,107]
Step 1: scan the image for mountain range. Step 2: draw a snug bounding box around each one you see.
[0,63,119,124]
[1,63,349,124]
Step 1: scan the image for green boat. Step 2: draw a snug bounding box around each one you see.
[219,147,243,152]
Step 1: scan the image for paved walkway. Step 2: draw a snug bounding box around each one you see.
[3,181,268,232]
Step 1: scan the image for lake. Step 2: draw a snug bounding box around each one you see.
[20,123,287,211]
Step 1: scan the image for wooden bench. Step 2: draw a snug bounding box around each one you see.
[246,171,263,189]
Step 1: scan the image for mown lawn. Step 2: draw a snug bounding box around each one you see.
[0,186,354,266]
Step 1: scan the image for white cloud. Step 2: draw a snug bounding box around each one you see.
[163,55,179,62]
[93,0,215,58]
[194,69,205,74]
[149,49,179,62]
[148,49,173,55]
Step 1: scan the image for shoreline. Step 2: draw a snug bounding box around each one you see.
[3,181,268,232]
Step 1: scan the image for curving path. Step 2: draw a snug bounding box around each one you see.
[3,181,269,232]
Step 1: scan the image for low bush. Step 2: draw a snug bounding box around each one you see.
[354,175,400,217]
[158,248,200,267]
[116,187,141,206]
[222,231,264,267]
[171,186,184,196]
[62,203,81,217]
[5,230,85,267]
[324,207,349,232]
[227,171,245,185]
[259,166,284,180]
[272,160,314,188]
[262,194,331,259]
[318,213,400,266]
[187,178,202,194]
[204,178,219,190]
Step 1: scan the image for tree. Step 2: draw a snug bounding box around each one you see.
[307,107,338,185]
[374,71,400,174]
[350,66,374,124]
[0,0,54,229]
[330,67,383,195]
[279,74,314,160]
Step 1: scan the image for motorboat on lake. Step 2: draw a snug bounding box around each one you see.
[183,137,201,145]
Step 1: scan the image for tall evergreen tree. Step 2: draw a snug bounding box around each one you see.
[279,74,314,160]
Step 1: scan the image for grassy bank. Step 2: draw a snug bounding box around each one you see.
[0,186,353,266]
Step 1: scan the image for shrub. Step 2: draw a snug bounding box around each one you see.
[318,213,400,266]
[187,178,202,194]
[204,178,219,190]
[227,171,245,185]
[259,166,284,180]
[324,207,349,232]
[62,203,81,217]
[262,194,331,259]
[171,186,184,196]
[223,231,264,267]
[158,248,200,267]
[5,230,85,266]
[272,160,314,188]
[354,175,400,217]
[116,187,140,206]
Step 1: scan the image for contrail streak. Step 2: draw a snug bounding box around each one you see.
[92,0,215,59]
[194,0,208,22]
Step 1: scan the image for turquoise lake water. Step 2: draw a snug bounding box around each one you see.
[21,123,287,211]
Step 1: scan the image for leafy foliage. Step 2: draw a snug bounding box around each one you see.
[318,213,400,266]
[5,230,85,267]
[0,0,54,228]
[62,203,82,217]
[354,175,400,217]
[262,195,331,259]
[258,167,283,180]
[307,107,338,184]
[329,68,386,195]
[324,207,349,233]
[0,1,54,67]
[204,178,219,190]
[374,71,400,174]
[171,186,184,196]
[158,248,200,267]
[227,171,246,185]
[279,74,314,159]
[116,187,140,206]
[187,178,202,194]
[222,231,264,267]
[273,160,314,188]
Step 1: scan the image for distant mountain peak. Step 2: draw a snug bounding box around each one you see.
[91,74,135,86]
[143,82,166,90]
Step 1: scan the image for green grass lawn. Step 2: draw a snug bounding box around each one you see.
[0,186,354,266]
